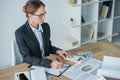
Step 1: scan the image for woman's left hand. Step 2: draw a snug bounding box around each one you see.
[56,50,72,59]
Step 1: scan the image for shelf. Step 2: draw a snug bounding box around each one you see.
[97,20,113,40]
[112,32,119,37]
[81,39,96,46]
[112,34,120,46]
[62,0,81,7]
[81,24,97,44]
[82,20,97,26]
[82,3,98,24]
[97,34,111,41]
[47,0,120,50]
[99,0,113,20]
[82,0,98,6]
[98,18,112,23]
[114,0,120,17]
[62,40,80,50]
[113,16,120,19]
[99,0,113,3]
[113,17,120,35]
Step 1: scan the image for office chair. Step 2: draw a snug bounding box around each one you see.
[11,40,23,66]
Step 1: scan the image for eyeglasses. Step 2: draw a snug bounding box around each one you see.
[33,11,47,19]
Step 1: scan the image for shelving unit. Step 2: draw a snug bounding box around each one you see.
[45,0,120,50]
[112,0,120,44]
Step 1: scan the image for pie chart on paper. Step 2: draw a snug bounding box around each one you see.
[82,65,92,72]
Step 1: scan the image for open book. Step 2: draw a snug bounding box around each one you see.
[15,67,47,80]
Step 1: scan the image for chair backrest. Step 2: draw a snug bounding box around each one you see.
[11,40,23,66]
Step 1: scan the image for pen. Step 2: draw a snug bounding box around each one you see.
[77,57,82,61]
[56,58,60,62]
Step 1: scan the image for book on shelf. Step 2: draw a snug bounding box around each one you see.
[64,36,78,46]
[87,26,95,40]
[100,1,113,19]
[103,1,113,18]
[100,5,109,18]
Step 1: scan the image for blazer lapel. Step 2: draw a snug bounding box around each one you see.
[41,25,46,51]
[25,21,40,50]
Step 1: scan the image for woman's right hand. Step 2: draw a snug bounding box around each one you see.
[50,61,63,69]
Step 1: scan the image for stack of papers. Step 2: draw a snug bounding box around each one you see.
[97,56,120,79]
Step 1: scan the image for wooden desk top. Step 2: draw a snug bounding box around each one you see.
[0,40,120,80]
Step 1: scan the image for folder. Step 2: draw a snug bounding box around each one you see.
[29,64,70,77]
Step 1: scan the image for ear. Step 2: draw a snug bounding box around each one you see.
[28,13,32,18]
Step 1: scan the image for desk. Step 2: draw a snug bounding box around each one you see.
[0,40,120,80]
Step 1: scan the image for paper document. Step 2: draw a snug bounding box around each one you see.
[46,76,51,80]
[15,68,47,80]
[30,63,70,77]
[74,73,106,80]
[97,56,120,79]
[65,52,93,63]
[31,68,47,80]
[63,58,102,79]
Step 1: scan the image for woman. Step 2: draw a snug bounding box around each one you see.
[15,0,71,69]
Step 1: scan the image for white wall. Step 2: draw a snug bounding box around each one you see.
[0,0,56,69]
[0,0,27,69]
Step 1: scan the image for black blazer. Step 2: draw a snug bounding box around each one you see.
[15,21,60,68]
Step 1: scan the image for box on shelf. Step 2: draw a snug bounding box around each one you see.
[98,32,104,37]
[68,0,77,4]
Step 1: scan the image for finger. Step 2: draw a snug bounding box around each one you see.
[67,52,73,57]
[60,54,66,59]
[58,63,63,68]
[63,51,69,57]
[55,62,62,69]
